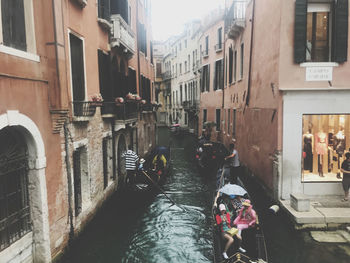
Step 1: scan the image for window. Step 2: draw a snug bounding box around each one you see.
[138,22,147,55]
[301,114,349,182]
[179,63,182,74]
[229,47,233,83]
[216,109,221,131]
[185,61,187,73]
[185,84,187,101]
[0,0,37,58]
[70,33,86,115]
[201,64,210,92]
[180,85,183,103]
[240,44,244,79]
[228,109,231,134]
[233,50,237,82]
[214,59,224,90]
[203,109,207,128]
[217,27,222,50]
[232,109,236,137]
[98,0,110,20]
[204,36,209,56]
[98,50,111,102]
[294,0,348,63]
[111,0,129,24]
[188,55,190,71]
[185,39,187,48]
[185,112,188,125]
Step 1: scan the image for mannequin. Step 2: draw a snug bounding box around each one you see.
[303,130,314,172]
[316,130,328,177]
[334,128,346,179]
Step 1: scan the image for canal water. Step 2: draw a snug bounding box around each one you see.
[59,128,216,263]
[59,127,350,263]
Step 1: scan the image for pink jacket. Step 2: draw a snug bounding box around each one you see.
[233,206,256,226]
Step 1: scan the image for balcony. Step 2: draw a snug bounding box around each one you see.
[226,0,247,39]
[110,14,135,56]
[215,43,223,52]
[162,71,172,81]
[115,102,138,122]
[182,100,200,114]
[101,102,116,118]
[202,49,209,58]
[72,101,97,121]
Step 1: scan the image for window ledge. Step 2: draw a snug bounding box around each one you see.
[300,62,339,67]
[0,45,40,62]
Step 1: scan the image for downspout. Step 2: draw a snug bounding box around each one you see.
[245,0,256,107]
[63,122,74,244]
[136,0,142,123]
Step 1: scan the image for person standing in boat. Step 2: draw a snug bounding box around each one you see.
[233,200,257,237]
[152,153,167,176]
[122,148,139,185]
[224,143,240,184]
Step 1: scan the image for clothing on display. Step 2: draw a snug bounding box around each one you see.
[334,130,346,156]
[315,132,328,155]
[303,133,313,171]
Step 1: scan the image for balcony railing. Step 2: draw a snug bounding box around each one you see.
[115,102,138,121]
[226,0,247,39]
[73,101,97,117]
[202,49,209,58]
[110,14,135,55]
[101,102,116,117]
[162,71,172,80]
[215,43,223,52]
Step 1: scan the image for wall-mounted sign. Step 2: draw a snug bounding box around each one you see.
[306,66,333,81]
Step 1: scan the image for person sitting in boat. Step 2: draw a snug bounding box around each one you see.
[216,204,245,259]
[233,199,257,237]
[226,195,245,218]
[152,154,167,176]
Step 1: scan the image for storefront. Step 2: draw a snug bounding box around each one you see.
[281,89,350,199]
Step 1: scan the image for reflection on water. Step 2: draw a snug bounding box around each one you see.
[60,129,216,263]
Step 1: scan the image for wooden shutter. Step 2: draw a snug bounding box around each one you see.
[200,67,204,92]
[333,0,348,63]
[207,64,210,92]
[213,62,217,90]
[70,34,85,101]
[220,59,224,90]
[294,0,307,63]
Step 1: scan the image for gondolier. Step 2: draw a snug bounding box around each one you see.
[122,148,139,184]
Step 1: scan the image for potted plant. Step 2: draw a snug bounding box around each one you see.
[125,93,136,102]
[115,97,124,106]
[135,95,142,101]
[90,93,103,106]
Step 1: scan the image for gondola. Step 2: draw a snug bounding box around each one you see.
[195,140,229,173]
[131,146,171,193]
[212,167,268,263]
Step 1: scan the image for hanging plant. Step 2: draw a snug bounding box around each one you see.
[115,97,124,105]
[89,93,103,106]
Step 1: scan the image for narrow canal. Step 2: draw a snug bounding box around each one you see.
[59,127,350,263]
[59,128,216,263]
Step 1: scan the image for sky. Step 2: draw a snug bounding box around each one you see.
[151,0,225,41]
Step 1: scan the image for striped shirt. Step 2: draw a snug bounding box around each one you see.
[122,150,139,170]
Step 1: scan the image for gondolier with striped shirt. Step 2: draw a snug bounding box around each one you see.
[122,148,139,184]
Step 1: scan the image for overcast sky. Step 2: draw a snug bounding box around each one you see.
[151,0,225,41]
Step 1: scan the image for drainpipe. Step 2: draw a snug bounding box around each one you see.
[245,0,256,107]
[111,119,117,182]
[63,122,74,244]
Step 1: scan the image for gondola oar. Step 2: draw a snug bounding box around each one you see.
[142,171,177,206]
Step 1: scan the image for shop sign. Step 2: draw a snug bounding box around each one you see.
[305,66,333,81]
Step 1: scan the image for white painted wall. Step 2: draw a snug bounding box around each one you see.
[281,90,350,199]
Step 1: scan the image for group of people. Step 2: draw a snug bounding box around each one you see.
[216,196,257,259]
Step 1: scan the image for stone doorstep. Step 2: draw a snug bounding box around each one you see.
[310,230,349,243]
[315,207,350,224]
[281,200,325,224]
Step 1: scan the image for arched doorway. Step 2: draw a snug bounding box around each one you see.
[0,111,50,262]
[117,134,127,184]
[0,127,32,254]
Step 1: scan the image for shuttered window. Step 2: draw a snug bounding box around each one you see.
[294,0,348,63]
[70,34,85,102]
[216,109,221,131]
[1,0,27,51]
[214,59,224,90]
[98,50,111,100]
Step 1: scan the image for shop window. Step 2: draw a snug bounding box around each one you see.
[302,114,349,182]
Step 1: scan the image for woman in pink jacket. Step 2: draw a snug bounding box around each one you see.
[233,199,256,236]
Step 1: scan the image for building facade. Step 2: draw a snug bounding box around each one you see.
[223,0,349,201]
[0,0,156,262]
[198,10,225,141]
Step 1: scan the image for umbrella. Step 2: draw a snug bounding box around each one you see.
[219,184,247,197]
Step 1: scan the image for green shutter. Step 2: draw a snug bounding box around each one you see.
[294,0,307,63]
[333,0,348,63]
